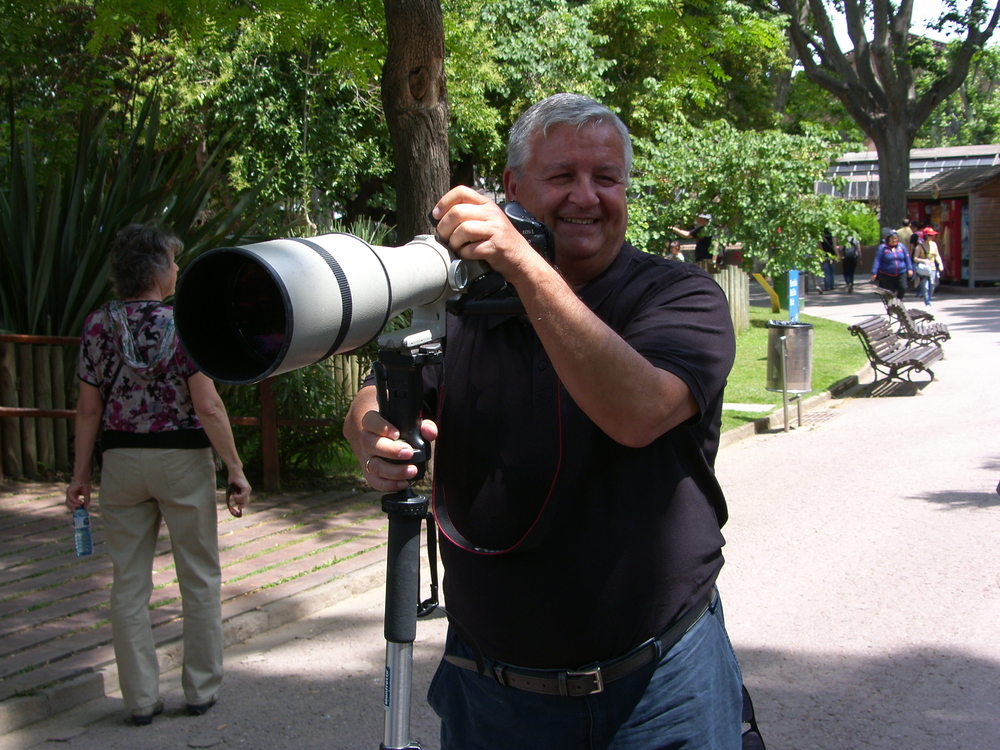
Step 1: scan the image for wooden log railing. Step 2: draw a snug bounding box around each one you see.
[0,334,357,491]
[0,334,78,480]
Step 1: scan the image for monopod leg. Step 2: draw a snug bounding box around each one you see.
[374,344,440,750]
[381,491,426,750]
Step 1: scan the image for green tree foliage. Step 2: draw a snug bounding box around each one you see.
[440,0,789,188]
[440,0,612,186]
[592,0,788,137]
[105,0,394,232]
[3,0,798,226]
[781,72,865,145]
[774,0,1000,225]
[1,3,125,170]
[0,99,271,336]
[916,42,1000,146]
[630,120,867,273]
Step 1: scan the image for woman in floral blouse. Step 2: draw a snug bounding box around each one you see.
[65,224,250,726]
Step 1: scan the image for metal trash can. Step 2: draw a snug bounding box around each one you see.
[765,320,813,393]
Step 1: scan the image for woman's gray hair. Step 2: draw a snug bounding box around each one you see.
[506,93,632,183]
[110,223,182,299]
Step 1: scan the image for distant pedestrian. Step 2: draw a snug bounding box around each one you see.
[820,230,836,291]
[871,228,913,300]
[666,239,685,261]
[914,227,943,306]
[840,235,861,292]
[670,213,714,262]
[896,218,914,251]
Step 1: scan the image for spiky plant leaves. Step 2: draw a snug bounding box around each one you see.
[0,97,274,336]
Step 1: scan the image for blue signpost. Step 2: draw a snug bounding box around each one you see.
[788,269,800,322]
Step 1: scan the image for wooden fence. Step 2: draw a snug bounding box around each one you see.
[0,334,78,480]
[0,333,364,491]
[699,262,751,334]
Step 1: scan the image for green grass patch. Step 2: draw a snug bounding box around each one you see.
[721,307,868,433]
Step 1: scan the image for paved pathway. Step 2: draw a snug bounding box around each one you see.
[716,283,1000,749]
[2,282,999,749]
[0,481,392,734]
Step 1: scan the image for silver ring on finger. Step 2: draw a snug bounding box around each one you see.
[365,456,375,473]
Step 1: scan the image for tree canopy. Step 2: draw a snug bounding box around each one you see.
[916,41,1000,146]
[774,0,1000,225]
[2,0,912,293]
[630,120,859,274]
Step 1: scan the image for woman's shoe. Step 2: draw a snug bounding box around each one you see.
[128,699,164,727]
[187,696,217,716]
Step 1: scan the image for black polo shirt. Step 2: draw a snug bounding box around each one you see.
[424,243,736,668]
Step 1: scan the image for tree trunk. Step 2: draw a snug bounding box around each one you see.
[381,0,451,243]
[871,123,913,228]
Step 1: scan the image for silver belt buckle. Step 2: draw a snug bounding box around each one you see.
[566,667,604,696]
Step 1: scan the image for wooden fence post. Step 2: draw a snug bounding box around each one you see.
[34,345,54,472]
[259,378,280,491]
[16,345,37,478]
[0,342,21,479]
[52,346,70,471]
[707,265,750,335]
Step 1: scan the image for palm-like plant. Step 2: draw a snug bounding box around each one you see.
[0,98,273,336]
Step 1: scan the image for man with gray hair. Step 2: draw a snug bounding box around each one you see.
[345,93,744,748]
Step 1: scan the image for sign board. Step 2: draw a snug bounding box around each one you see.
[788,269,800,322]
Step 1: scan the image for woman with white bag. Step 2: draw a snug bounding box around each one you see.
[913,227,943,307]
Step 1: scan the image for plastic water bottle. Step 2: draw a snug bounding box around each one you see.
[73,507,94,557]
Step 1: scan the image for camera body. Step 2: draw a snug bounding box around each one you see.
[503,201,554,263]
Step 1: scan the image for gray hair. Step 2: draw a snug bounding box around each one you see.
[110,223,182,299]
[506,93,632,183]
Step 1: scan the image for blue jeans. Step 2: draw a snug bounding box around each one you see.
[428,592,744,749]
[918,271,937,304]
[822,258,835,290]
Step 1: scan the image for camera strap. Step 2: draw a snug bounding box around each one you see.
[431,383,565,556]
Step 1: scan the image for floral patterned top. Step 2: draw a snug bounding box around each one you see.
[77,301,206,443]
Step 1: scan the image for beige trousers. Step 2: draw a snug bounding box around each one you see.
[99,447,222,712]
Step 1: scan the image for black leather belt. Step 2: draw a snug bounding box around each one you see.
[444,594,713,697]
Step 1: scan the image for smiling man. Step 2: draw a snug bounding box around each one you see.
[345,94,743,749]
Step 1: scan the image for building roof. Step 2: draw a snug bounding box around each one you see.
[907,165,1000,199]
[836,143,1000,163]
[818,143,1000,200]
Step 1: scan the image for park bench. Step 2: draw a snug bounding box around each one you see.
[872,286,934,321]
[848,315,944,384]
[883,296,951,346]
[871,287,951,345]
